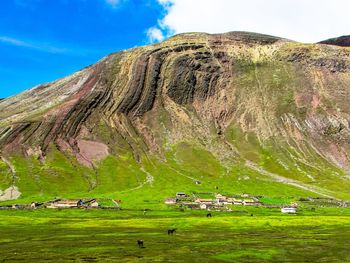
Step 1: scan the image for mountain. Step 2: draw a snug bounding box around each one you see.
[319,35,350,47]
[1,31,350,204]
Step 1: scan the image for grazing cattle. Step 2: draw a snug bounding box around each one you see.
[137,240,144,248]
[168,229,176,235]
[207,213,212,218]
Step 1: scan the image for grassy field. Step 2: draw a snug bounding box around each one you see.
[1,138,350,262]
[0,208,349,262]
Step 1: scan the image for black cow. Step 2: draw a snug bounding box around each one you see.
[168,229,176,235]
[137,240,144,248]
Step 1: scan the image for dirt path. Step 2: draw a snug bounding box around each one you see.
[245,160,339,200]
[165,158,199,182]
[119,167,154,193]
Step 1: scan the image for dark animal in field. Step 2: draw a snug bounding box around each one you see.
[207,213,212,218]
[168,229,176,235]
[251,213,254,216]
[137,240,144,248]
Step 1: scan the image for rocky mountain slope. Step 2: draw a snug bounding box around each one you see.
[1,31,350,203]
[319,35,350,47]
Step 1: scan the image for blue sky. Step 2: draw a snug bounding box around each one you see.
[0,0,167,98]
[1,0,349,98]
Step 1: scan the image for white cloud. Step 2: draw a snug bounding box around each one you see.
[146,27,165,43]
[0,36,31,48]
[0,36,68,53]
[105,0,120,8]
[154,0,350,43]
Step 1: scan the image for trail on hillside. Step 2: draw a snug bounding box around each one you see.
[166,165,198,182]
[245,160,339,199]
[119,167,154,193]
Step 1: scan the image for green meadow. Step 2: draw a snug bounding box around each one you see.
[0,208,349,262]
[1,141,350,262]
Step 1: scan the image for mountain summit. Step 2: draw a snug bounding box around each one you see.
[1,32,350,202]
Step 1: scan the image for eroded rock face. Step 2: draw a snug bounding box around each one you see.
[0,31,350,171]
[0,186,21,201]
[76,140,109,167]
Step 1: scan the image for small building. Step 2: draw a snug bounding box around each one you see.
[215,194,227,202]
[233,199,243,205]
[48,199,83,209]
[281,207,297,214]
[84,199,99,207]
[90,201,99,207]
[222,198,234,205]
[195,198,214,205]
[341,201,350,207]
[29,202,43,209]
[176,192,187,198]
[243,199,261,206]
[200,203,207,210]
[165,198,177,205]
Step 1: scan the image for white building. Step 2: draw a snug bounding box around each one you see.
[47,200,83,208]
[281,207,297,214]
[200,203,207,210]
[90,201,99,207]
[165,198,177,205]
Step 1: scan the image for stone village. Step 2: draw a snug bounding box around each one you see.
[165,192,298,213]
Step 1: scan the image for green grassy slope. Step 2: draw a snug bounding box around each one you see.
[1,140,348,208]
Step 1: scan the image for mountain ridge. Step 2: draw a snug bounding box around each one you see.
[319,35,350,47]
[1,31,350,204]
